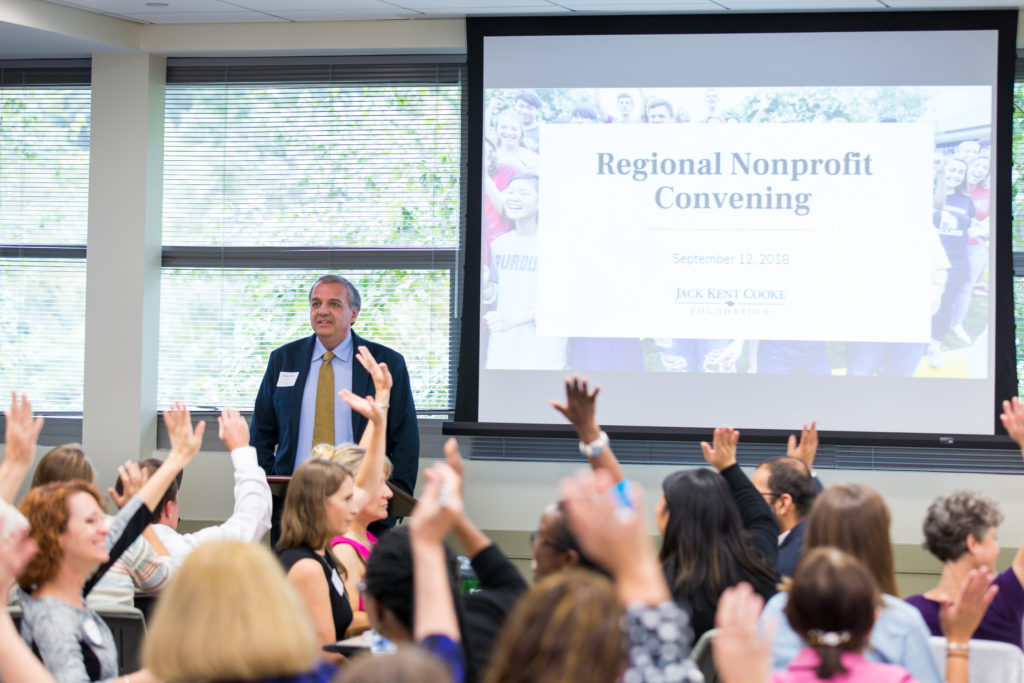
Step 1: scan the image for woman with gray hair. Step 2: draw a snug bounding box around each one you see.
[906,487,1023,647]
[906,396,1024,647]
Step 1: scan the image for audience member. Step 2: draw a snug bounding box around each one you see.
[405,461,469,681]
[277,389,387,659]
[339,648,452,683]
[750,422,821,577]
[778,549,925,682]
[442,438,528,677]
[143,540,336,683]
[729,548,993,683]
[142,408,271,566]
[908,490,1021,645]
[485,467,701,683]
[15,404,204,683]
[663,426,779,638]
[30,442,175,608]
[322,350,396,635]
[324,442,393,635]
[760,483,942,682]
[903,396,1024,648]
[552,375,777,640]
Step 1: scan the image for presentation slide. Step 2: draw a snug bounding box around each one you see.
[475,28,1002,436]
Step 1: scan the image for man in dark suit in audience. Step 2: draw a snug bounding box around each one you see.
[250,274,419,540]
[750,423,822,577]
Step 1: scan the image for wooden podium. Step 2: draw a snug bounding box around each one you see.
[265,475,416,518]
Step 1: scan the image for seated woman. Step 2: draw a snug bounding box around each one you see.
[13,404,204,683]
[29,441,175,608]
[551,375,777,639]
[775,548,920,682]
[904,396,1024,648]
[907,489,1023,646]
[324,442,394,636]
[277,361,388,659]
[761,547,991,683]
[142,540,336,683]
[760,483,943,683]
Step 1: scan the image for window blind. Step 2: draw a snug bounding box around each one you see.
[0,65,90,411]
[158,57,466,413]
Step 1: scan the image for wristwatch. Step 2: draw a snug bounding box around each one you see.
[579,430,610,458]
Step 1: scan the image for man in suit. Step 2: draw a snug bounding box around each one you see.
[750,423,822,578]
[250,274,419,538]
[750,457,819,578]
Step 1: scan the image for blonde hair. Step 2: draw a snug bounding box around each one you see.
[143,540,317,682]
[322,442,393,479]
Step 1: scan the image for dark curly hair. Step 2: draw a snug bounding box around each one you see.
[922,491,1003,562]
[18,480,104,590]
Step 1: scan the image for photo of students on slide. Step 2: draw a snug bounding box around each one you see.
[479,86,992,379]
[482,173,567,370]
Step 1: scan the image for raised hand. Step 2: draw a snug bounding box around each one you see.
[1001,397,1024,452]
[355,346,392,402]
[164,402,205,462]
[701,426,740,472]
[4,392,44,469]
[559,468,635,573]
[938,566,998,644]
[550,375,601,442]
[217,408,250,451]
[108,461,146,509]
[560,468,666,605]
[786,421,819,469]
[443,437,465,499]
[340,390,384,425]
[409,462,463,547]
[713,583,773,683]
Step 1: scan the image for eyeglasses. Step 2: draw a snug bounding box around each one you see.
[529,530,567,552]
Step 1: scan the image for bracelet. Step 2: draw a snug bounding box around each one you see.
[579,430,609,458]
[946,651,969,659]
[376,402,390,409]
[947,641,970,652]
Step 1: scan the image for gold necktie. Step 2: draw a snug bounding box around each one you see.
[313,350,335,448]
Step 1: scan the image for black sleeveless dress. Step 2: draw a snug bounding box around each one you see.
[279,546,353,640]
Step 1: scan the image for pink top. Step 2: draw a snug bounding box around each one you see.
[329,531,377,560]
[771,649,919,683]
[329,532,377,611]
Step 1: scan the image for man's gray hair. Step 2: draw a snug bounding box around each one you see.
[309,274,361,310]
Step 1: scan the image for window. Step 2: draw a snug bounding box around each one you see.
[0,64,91,411]
[158,58,465,414]
[1013,69,1024,393]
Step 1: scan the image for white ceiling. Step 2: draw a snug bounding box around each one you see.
[37,0,1024,23]
[0,0,1015,60]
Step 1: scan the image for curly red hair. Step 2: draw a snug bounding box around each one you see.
[18,480,104,590]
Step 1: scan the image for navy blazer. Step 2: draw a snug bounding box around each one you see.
[776,517,807,578]
[250,331,419,496]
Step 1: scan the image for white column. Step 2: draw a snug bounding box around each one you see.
[82,54,165,478]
